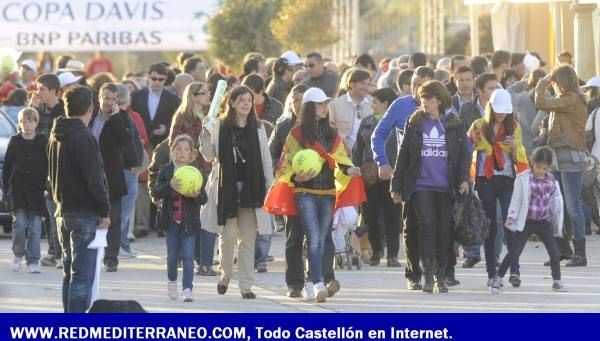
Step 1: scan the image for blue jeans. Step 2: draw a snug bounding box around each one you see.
[45,198,61,259]
[196,230,217,269]
[476,176,518,278]
[120,170,139,252]
[166,222,196,290]
[295,193,334,284]
[12,210,42,265]
[255,233,272,267]
[57,213,99,313]
[559,171,586,241]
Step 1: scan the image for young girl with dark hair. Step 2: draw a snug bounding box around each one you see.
[501,146,566,292]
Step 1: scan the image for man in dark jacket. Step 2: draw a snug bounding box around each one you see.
[33,73,66,268]
[266,57,294,105]
[131,63,180,148]
[458,73,498,131]
[302,52,339,97]
[48,86,110,313]
[242,74,283,125]
[89,83,132,272]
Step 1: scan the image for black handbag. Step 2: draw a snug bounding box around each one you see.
[453,192,490,246]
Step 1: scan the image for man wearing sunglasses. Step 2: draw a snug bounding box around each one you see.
[302,52,339,98]
[131,63,181,148]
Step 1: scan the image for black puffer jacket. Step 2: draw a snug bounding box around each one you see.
[269,116,296,169]
[391,110,471,201]
[151,162,208,234]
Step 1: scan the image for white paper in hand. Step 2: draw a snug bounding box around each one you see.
[87,229,108,249]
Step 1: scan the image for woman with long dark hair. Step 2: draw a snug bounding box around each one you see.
[264,87,364,303]
[199,85,273,299]
[469,89,529,293]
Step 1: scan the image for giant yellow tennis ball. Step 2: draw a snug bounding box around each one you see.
[292,149,323,175]
[173,166,203,196]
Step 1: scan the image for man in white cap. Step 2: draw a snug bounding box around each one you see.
[19,59,37,90]
[266,52,303,104]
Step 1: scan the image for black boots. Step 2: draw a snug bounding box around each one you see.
[422,259,434,293]
[566,239,587,267]
[434,268,449,293]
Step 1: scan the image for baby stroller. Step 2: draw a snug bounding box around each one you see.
[332,207,362,270]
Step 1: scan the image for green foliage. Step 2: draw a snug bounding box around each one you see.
[270,0,339,55]
[207,0,282,73]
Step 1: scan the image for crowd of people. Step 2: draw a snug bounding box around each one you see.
[1,47,599,312]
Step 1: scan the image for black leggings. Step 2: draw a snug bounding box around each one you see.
[413,191,453,271]
[498,220,561,280]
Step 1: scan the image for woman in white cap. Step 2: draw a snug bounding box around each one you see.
[265,87,363,303]
[582,76,600,114]
[468,88,529,293]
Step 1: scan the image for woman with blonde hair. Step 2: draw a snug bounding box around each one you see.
[169,81,216,276]
[535,65,588,267]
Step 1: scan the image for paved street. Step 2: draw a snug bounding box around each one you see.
[1,230,599,313]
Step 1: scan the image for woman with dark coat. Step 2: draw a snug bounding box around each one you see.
[391,80,471,294]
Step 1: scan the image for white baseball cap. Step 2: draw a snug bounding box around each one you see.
[582,76,600,89]
[20,59,37,73]
[58,72,82,88]
[302,87,330,104]
[58,59,85,74]
[281,50,303,66]
[489,89,513,114]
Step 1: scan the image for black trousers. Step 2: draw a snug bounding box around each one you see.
[363,181,400,257]
[402,199,422,281]
[104,199,122,268]
[285,216,335,289]
[498,220,561,280]
[413,191,453,272]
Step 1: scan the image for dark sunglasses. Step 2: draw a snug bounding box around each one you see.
[193,91,209,96]
[150,76,166,82]
[305,63,315,68]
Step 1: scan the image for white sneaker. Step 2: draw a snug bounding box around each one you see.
[490,276,503,294]
[552,280,567,292]
[314,282,328,303]
[168,281,178,300]
[118,249,136,259]
[27,263,41,273]
[182,288,193,302]
[55,259,63,269]
[302,282,315,301]
[10,257,22,272]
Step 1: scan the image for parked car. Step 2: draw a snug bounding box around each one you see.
[0,108,17,233]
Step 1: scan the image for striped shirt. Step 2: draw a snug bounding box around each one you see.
[527,172,555,222]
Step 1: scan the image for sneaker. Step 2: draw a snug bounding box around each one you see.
[255,264,267,273]
[27,263,41,273]
[302,282,315,301]
[55,259,63,269]
[487,277,504,287]
[509,274,521,287]
[490,276,502,294]
[462,256,481,268]
[118,249,136,259]
[326,279,341,297]
[168,281,178,300]
[10,257,22,272]
[197,266,219,276]
[182,288,193,302]
[552,280,567,292]
[40,255,57,267]
[266,255,275,262]
[105,264,118,272]
[127,232,135,242]
[314,282,328,303]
